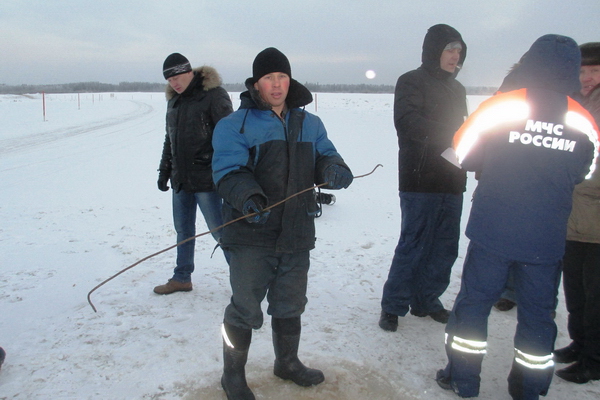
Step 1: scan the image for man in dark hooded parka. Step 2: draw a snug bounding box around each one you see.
[379,24,468,331]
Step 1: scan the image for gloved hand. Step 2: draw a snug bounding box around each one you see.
[157,172,170,192]
[242,195,270,224]
[323,164,353,189]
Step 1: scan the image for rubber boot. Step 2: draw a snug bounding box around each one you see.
[272,317,325,387]
[221,322,255,400]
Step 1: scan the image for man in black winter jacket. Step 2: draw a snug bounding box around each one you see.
[379,24,468,331]
[154,53,233,295]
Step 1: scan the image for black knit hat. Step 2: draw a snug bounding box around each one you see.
[580,42,600,66]
[163,53,192,79]
[251,47,292,83]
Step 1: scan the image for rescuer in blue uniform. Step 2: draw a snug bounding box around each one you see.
[435,35,600,399]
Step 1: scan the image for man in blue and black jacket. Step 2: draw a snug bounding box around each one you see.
[212,47,353,400]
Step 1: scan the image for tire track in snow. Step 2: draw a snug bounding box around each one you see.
[0,100,155,157]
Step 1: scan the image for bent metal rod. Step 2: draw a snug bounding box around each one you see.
[87,164,383,312]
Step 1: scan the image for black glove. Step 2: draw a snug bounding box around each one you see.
[242,195,270,224]
[157,172,170,192]
[323,165,353,189]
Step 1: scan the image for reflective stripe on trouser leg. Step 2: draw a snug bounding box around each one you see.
[447,333,487,355]
[508,259,559,398]
[508,350,554,400]
[222,324,234,349]
[445,333,486,398]
[514,348,554,370]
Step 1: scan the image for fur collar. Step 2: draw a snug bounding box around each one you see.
[165,66,223,100]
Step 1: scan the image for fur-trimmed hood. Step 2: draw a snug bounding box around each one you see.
[165,66,223,100]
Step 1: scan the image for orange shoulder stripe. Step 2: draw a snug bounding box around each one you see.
[454,89,529,163]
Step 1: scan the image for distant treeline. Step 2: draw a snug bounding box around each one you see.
[0,81,166,95]
[0,81,497,95]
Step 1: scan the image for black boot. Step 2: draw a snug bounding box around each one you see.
[555,360,600,383]
[272,317,325,387]
[221,322,255,400]
[378,310,398,332]
[553,342,582,364]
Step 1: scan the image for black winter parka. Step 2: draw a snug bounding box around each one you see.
[159,66,233,193]
[395,24,468,194]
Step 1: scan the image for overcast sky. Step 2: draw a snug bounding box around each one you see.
[1,1,598,88]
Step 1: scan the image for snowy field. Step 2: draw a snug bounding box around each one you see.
[1,91,598,399]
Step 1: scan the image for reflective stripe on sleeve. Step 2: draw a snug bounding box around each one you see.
[565,109,600,179]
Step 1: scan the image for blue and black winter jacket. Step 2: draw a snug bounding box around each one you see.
[212,80,351,252]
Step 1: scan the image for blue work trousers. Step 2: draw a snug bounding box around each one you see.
[381,192,463,316]
[171,189,228,283]
[442,241,560,399]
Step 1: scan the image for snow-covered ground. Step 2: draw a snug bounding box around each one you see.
[1,92,598,399]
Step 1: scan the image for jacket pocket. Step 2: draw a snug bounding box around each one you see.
[193,151,212,166]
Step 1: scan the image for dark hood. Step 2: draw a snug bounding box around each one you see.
[498,34,581,95]
[239,77,313,110]
[421,24,467,78]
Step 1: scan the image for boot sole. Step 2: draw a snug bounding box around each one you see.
[274,369,325,387]
[153,287,193,295]
[221,375,256,400]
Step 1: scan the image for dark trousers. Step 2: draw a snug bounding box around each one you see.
[563,240,600,369]
[381,192,463,316]
[224,246,310,330]
[442,242,559,399]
